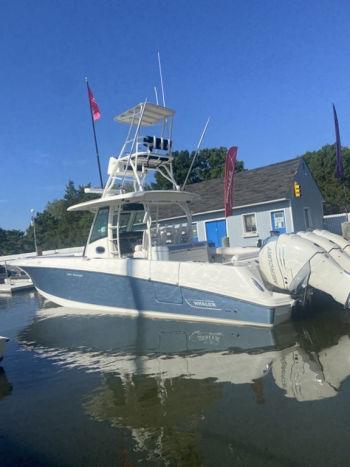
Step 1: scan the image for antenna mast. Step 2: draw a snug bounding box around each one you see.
[157,51,166,107]
[154,86,159,105]
[182,117,211,190]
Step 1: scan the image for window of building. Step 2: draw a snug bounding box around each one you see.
[242,213,257,235]
[304,208,312,229]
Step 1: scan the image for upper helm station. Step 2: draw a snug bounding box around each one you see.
[104,101,178,195]
[71,101,201,260]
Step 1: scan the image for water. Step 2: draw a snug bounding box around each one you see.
[1,292,350,466]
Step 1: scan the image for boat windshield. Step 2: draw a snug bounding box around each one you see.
[111,204,145,256]
[110,202,196,258]
[89,207,109,243]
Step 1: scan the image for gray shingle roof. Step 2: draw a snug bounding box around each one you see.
[159,157,302,220]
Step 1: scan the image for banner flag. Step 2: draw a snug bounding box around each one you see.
[88,84,101,121]
[224,146,237,217]
[333,104,344,179]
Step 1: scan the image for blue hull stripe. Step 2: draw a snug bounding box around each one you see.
[22,266,277,325]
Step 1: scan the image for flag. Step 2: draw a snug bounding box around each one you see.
[333,103,344,179]
[224,146,237,217]
[88,84,101,121]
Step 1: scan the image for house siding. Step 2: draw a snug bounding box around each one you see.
[158,158,324,248]
[189,200,292,247]
[226,201,293,247]
[290,160,324,232]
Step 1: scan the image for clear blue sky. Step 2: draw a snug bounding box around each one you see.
[1,0,350,229]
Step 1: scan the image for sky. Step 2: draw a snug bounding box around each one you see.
[1,0,350,229]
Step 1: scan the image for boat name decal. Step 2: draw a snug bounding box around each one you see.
[67,272,83,278]
[185,298,220,310]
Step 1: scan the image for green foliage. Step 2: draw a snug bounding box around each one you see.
[152,147,245,189]
[303,144,350,214]
[30,181,97,251]
[0,228,29,255]
[0,181,97,255]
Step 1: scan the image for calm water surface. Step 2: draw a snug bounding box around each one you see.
[1,291,350,466]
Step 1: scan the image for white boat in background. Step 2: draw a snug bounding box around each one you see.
[9,98,350,326]
[0,265,34,294]
[0,336,9,362]
[0,277,34,294]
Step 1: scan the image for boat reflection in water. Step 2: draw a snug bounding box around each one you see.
[0,367,13,401]
[18,306,350,463]
[19,307,297,384]
[19,306,350,402]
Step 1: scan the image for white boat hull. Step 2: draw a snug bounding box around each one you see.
[11,256,293,328]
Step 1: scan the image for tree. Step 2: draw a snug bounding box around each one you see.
[28,181,98,251]
[152,147,245,189]
[0,228,27,255]
[303,144,350,214]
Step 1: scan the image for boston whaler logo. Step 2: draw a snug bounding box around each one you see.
[185,298,221,310]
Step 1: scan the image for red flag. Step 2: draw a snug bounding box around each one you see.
[87,84,101,121]
[224,146,237,217]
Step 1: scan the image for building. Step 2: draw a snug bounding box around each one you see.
[159,157,324,247]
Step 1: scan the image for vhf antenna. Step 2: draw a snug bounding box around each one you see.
[182,117,211,190]
[157,51,166,107]
[154,86,159,105]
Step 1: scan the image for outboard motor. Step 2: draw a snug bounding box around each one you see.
[259,234,350,307]
[313,229,350,254]
[297,231,350,273]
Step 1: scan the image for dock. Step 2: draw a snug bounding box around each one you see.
[0,278,34,294]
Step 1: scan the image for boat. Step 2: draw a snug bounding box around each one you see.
[0,277,34,294]
[0,265,34,294]
[0,336,9,362]
[9,102,296,327]
[9,101,350,326]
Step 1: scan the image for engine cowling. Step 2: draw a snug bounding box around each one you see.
[297,231,350,273]
[259,234,350,307]
[313,229,350,254]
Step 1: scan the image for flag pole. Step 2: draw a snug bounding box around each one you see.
[85,78,103,189]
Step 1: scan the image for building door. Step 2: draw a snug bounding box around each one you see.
[205,220,227,247]
[271,210,286,234]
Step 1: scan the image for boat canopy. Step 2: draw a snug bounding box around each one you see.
[114,103,175,127]
[67,190,200,212]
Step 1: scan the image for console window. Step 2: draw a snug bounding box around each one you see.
[89,207,109,243]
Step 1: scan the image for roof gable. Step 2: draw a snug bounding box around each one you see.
[158,157,302,220]
[188,157,302,214]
